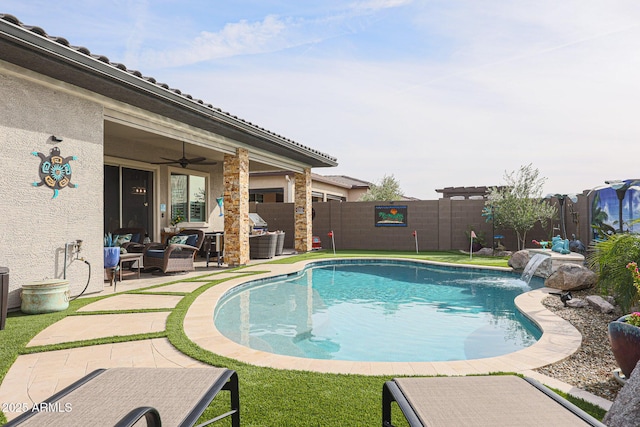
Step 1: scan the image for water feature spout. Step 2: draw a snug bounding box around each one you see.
[521,253,551,284]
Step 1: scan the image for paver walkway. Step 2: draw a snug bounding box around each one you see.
[0,268,219,421]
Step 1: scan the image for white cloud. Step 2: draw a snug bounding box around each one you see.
[7,0,640,198]
[133,0,417,69]
[350,0,414,12]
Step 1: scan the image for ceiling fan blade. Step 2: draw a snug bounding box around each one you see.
[186,157,207,163]
[151,160,179,165]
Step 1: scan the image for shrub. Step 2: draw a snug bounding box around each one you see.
[588,233,640,312]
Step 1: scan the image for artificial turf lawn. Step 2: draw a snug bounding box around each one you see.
[0,251,605,425]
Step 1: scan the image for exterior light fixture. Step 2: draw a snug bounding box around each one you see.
[51,135,63,142]
[131,186,147,195]
[545,194,578,239]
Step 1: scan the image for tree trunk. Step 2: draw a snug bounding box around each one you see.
[516,231,527,251]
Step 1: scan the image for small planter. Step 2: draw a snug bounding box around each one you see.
[608,314,640,379]
[104,247,120,268]
[21,280,69,314]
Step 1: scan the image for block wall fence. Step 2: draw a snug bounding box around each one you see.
[252,195,592,252]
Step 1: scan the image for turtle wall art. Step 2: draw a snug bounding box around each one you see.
[32,146,77,198]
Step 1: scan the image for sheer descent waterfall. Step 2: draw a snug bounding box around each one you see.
[521,253,551,284]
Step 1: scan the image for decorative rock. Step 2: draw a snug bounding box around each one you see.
[603,359,640,426]
[475,247,494,256]
[566,298,587,308]
[586,295,615,314]
[508,250,530,270]
[544,264,597,291]
[494,250,512,257]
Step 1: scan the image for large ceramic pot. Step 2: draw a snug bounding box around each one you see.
[104,247,120,269]
[608,314,640,378]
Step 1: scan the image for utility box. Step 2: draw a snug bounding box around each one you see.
[0,267,8,330]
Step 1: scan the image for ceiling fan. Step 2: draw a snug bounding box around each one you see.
[151,142,217,168]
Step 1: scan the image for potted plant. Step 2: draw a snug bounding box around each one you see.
[171,211,185,232]
[104,233,120,269]
[608,261,640,380]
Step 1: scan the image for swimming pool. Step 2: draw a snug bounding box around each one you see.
[214,260,544,362]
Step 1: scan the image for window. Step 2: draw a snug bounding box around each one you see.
[171,173,206,222]
[249,188,283,203]
[249,193,264,203]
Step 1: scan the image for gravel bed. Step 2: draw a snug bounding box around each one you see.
[534,290,623,402]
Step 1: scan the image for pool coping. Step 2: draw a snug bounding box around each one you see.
[184,258,582,376]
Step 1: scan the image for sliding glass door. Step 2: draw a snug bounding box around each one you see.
[104,165,154,238]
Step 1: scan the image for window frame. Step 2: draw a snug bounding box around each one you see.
[169,167,209,225]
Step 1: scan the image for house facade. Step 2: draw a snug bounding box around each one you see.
[250,172,371,202]
[0,13,337,308]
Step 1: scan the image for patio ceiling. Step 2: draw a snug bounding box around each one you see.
[105,120,292,172]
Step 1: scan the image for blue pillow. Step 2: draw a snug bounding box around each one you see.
[184,234,198,247]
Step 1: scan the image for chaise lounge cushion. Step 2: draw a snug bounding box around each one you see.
[383,375,605,427]
[4,367,240,427]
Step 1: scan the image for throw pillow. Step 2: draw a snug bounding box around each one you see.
[169,235,189,245]
[184,234,198,247]
[115,234,133,246]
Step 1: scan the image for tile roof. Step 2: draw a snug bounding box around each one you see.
[0,13,337,166]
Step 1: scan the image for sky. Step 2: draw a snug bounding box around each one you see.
[4,1,640,199]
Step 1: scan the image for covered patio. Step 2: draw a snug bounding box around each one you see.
[0,13,336,309]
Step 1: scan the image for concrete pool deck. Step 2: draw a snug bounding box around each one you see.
[0,258,613,421]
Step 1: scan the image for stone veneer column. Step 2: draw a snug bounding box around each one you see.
[294,168,312,253]
[223,148,249,266]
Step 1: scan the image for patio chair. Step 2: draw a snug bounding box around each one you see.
[143,229,204,274]
[382,375,605,427]
[5,367,239,426]
[112,227,147,253]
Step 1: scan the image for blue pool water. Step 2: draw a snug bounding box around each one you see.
[214,260,544,362]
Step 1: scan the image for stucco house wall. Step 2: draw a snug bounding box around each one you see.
[250,173,369,202]
[310,180,349,201]
[0,68,105,308]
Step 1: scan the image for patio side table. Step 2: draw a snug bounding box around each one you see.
[114,253,143,291]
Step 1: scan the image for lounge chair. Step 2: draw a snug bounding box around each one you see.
[5,367,239,427]
[382,375,605,427]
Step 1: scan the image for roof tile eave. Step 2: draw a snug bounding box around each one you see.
[0,13,338,167]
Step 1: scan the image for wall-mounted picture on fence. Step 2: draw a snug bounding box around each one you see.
[375,205,408,227]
